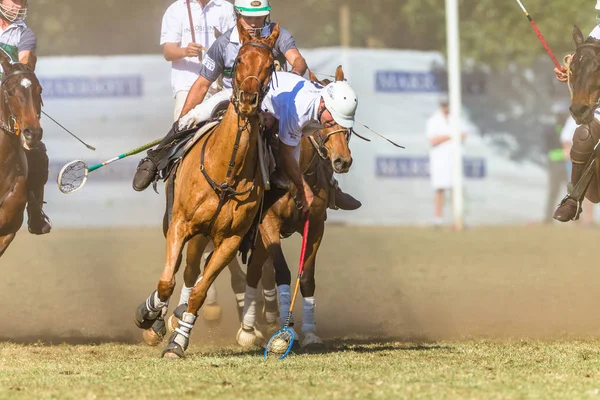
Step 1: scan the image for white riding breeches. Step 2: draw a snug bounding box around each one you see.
[178,88,233,131]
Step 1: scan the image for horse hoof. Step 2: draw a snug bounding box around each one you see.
[203,304,222,323]
[236,326,263,348]
[301,333,325,352]
[142,328,163,347]
[161,342,185,359]
[167,314,179,334]
[162,351,183,359]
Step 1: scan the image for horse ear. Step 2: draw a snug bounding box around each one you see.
[237,17,252,44]
[335,65,345,81]
[0,48,13,74]
[265,23,280,49]
[308,69,318,82]
[574,25,584,47]
[25,53,37,71]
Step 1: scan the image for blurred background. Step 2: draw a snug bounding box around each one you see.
[29,0,597,228]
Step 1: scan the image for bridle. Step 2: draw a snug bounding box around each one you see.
[230,41,275,114]
[0,67,40,136]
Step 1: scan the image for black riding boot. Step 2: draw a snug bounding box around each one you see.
[132,122,194,192]
[328,177,362,211]
[25,143,51,235]
[321,162,361,211]
[554,122,598,222]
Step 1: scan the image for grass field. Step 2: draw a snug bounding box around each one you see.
[3,224,600,399]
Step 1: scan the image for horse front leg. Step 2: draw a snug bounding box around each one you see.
[162,235,241,359]
[167,234,210,334]
[299,220,325,351]
[135,215,189,347]
[0,232,16,258]
[228,251,247,323]
[236,232,267,348]
[260,257,279,335]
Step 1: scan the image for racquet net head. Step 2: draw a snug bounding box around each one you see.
[264,326,295,360]
[57,160,88,194]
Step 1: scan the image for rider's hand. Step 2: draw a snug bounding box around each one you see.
[555,54,572,82]
[300,181,314,215]
[185,43,204,58]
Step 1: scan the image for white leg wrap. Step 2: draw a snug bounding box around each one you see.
[146,291,168,319]
[242,285,258,330]
[278,284,292,326]
[302,297,316,335]
[179,285,193,306]
[236,292,245,309]
[263,288,277,302]
[264,287,278,323]
[174,312,197,350]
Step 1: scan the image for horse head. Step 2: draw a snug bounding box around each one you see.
[0,49,42,149]
[568,25,600,124]
[232,18,279,117]
[309,65,353,173]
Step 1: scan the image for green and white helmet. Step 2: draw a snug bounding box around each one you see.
[234,0,271,17]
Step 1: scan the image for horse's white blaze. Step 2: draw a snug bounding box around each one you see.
[20,78,31,88]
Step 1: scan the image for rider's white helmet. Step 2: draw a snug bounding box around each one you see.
[0,0,28,22]
[321,81,358,129]
[234,0,271,17]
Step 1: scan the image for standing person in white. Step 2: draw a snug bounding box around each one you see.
[161,0,236,121]
[425,95,467,227]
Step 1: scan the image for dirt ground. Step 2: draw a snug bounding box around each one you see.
[2,224,600,345]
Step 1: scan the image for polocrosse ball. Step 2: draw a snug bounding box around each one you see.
[269,337,289,354]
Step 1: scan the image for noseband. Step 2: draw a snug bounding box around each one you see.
[309,127,350,160]
[231,41,275,114]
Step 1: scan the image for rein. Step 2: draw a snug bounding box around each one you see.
[200,41,275,232]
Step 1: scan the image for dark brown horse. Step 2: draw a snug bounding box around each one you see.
[236,66,354,349]
[0,50,43,258]
[134,19,279,358]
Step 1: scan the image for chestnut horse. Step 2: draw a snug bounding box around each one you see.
[134,19,279,358]
[0,49,43,258]
[237,66,355,349]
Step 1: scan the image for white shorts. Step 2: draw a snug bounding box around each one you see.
[429,156,453,190]
[174,91,189,122]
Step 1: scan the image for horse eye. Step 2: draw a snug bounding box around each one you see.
[6,89,14,96]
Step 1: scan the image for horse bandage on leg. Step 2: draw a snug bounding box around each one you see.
[302,297,316,334]
[278,284,292,326]
[242,285,258,331]
[263,288,278,324]
[173,312,197,351]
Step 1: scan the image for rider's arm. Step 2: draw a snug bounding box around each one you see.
[18,28,36,69]
[178,36,228,118]
[18,50,36,69]
[179,76,212,117]
[163,42,204,62]
[285,48,308,77]
[277,27,307,77]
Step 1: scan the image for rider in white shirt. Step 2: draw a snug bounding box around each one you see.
[161,0,236,121]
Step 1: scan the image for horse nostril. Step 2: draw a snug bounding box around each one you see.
[570,104,590,117]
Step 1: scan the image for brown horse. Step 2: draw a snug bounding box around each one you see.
[0,50,43,258]
[134,19,279,358]
[236,66,354,349]
[554,25,600,220]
